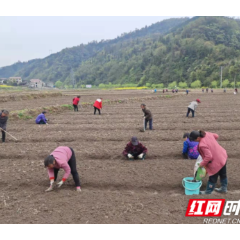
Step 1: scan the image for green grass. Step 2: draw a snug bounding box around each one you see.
[61,104,74,110]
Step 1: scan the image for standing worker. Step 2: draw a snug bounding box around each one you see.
[224,88,226,93]
[186,89,189,95]
[35,111,48,124]
[93,98,102,115]
[206,88,209,93]
[202,88,204,93]
[122,136,147,160]
[141,104,153,130]
[44,146,81,192]
[0,110,9,143]
[189,130,228,194]
[211,88,213,93]
[186,99,201,118]
[72,95,80,112]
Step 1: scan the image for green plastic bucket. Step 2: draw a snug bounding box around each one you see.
[182,177,202,195]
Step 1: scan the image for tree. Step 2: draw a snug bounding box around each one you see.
[146,82,152,88]
[178,82,188,88]
[55,80,63,88]
[168,81,177,88]
[211,80,218,88]
[190,80,201,88]
[99,83,105,88]
[222,79,229,88]
[156,83,164,88]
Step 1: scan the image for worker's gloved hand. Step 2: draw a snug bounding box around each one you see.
[76,187,81,192]
[138,153,144,159]
[127,153,133,159]
[45,186,53,192]
[57,180,64,188]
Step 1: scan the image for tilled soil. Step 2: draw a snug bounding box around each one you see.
[1,90,240,223]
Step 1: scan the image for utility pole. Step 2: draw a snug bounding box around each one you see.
[220,66,223,88]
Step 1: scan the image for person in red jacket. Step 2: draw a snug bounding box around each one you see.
[189,130,228,194]
[93,98,102,115]
[72,96,80,112]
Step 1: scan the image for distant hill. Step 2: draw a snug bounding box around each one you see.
[0,17,189,82]
[2,16,240,88]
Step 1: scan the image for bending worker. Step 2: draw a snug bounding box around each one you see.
[93,98,102,115]
[36,111,48,124]
[0,110,9,143]
[72,95,81,112]
[141,103,153,130]
[186,99,201,118]
[182,133,199,159]
[123,136,147,160]
[189,130,228,194]
[44,146,81,192]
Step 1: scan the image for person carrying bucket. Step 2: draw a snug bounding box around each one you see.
[44,146,81,192]
[189,130,228,194]
[122,136,147,160]
[182,133,199,159]
[0,110,9,143]
[93,98,102,115]
[186,99,201,118]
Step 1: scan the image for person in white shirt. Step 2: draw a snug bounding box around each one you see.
[186,99,201,118]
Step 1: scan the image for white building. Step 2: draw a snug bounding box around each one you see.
[29,79,46,88]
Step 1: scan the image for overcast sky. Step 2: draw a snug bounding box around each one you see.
[0,16,189,67]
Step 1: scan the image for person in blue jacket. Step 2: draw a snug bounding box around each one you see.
[182,133,199,159]
[36,111,48,124]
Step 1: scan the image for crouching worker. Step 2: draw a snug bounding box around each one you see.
[44,146,81,192]
[36,111,48,124]
[0,110,9,143]
[182,133,199,159]
[123,136,147,160]
[189,130,228,194]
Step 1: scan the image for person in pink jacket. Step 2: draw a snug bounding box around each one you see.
[189,130,228,194]
[44,146,81,192]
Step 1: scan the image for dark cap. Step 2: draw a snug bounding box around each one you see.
[131,136,139,146]
[189,131,200,141]
[42,111,47,114]
[183,133,190,139]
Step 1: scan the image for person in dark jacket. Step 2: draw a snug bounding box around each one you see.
[122,137,147,160]
[141,104,153,130]
[182,133,199,159]
[0,110,9,143]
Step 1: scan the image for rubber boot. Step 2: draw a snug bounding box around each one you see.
[200,181,215,195]
[215,178,228,193]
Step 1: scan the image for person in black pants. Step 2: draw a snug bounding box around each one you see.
[44,146,81,192]
[53,148,80,187]
[0,110,9,143]
[94,107,101,115]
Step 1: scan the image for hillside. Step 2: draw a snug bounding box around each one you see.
[72,16,240,88]
[0,17,189,82]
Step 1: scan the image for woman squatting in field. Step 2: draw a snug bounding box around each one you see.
[123,136,148,160]
[44,146,81,192]
[0,110,9,143]
[182,133,199,160]
[35,111,48,124]
[93,98,102,115]
[189,130,228,194]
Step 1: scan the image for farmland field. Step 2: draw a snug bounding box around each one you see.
[0,89,240,223]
